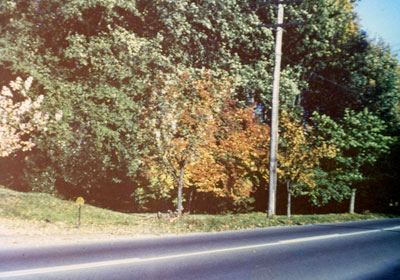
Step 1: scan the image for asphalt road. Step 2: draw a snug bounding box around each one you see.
[1,218,400,280]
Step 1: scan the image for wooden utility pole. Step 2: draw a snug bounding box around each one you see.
[268,1,284,218]
[257,0,302,218]
[349,189,356,214]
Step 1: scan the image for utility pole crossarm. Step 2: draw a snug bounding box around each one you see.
[257,0,303,6]
[258,21,303,28]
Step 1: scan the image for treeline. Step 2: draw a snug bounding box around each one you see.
[0,0,399,215]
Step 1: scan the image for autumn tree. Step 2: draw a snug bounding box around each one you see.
[144,72,230,215]
[143,72,272,214]
[278,110,337,217]
[214,100,270,212]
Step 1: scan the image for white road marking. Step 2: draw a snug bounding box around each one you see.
[382,225,400,231]
[0,226,396,278]
[278,234,341,244]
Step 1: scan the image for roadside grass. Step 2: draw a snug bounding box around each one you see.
[0,187,397,236]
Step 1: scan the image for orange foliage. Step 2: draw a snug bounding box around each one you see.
[144,72,271,207]
[215,100,270,200]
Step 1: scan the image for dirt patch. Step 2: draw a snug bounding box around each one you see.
[0,218,165,248]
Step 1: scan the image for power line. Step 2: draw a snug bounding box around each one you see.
[280,54,359,95]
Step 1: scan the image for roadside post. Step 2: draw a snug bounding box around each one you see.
[76,197,85,228]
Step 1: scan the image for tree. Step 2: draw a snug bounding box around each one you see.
[143,73,272,214]
[1,0,398,214]
[0,0,171,207]
[309,109,392,212]
[0,0,275,209]
[278,0,361,117]
[144,71,229,215]
[273,0,400,214]
[278,0,400,123]
[277,110,337,217]
[215,100,270,212]
[0,77,49,157]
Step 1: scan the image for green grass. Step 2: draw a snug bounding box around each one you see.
[0,187,397,236]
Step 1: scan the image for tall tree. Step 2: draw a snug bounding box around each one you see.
[279,0,360,117]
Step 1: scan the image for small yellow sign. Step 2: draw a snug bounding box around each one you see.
[76,197,85,207]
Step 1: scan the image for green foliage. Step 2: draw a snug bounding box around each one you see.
[309,109,392,206]
[0,0,171,208]
[279,0,400,123]
[0,0,275,211]
[136,0,307,111]
[0,0,399,214]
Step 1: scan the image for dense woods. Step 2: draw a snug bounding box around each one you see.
[1,0,399,215]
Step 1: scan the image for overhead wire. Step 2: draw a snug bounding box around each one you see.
[279,54,360,95]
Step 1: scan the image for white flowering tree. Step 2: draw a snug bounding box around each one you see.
[0,77,52,157]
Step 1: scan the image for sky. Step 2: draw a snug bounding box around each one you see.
[354,0,400,56]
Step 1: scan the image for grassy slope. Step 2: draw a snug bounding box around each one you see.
[0,187,397,236]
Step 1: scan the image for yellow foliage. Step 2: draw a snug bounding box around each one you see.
[144,72,271,202]
[278,110,336,188]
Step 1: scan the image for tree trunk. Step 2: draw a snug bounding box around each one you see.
[287,182,291,218]
[187,189,195,214]
[349,188,356,214]
[177,163,185,215]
